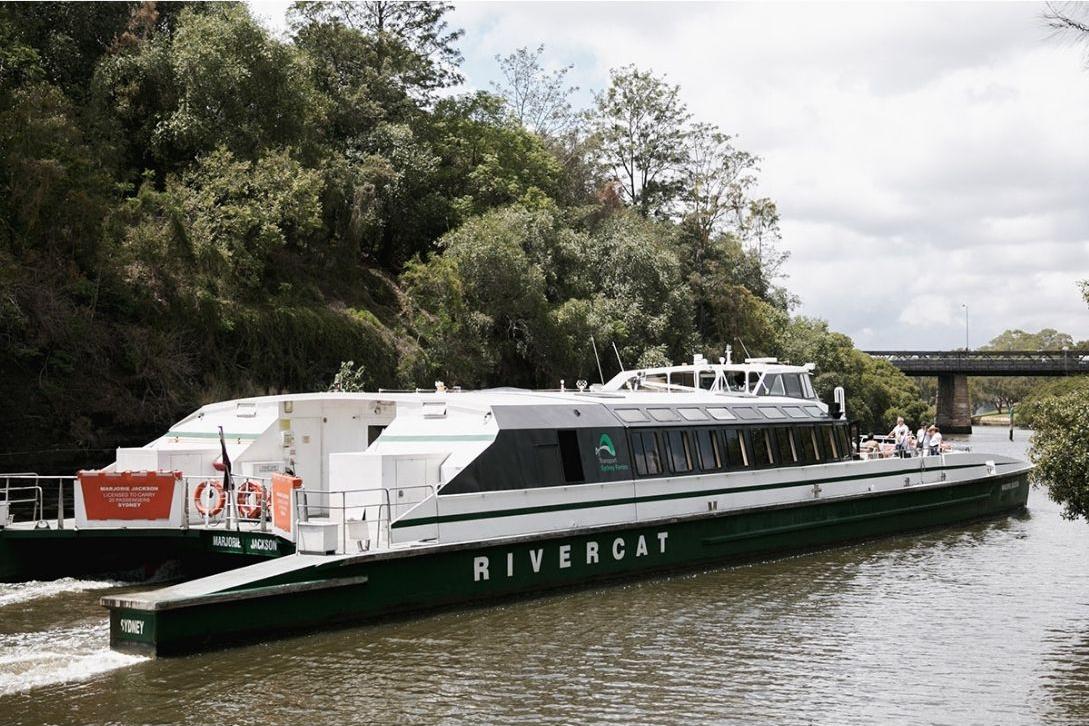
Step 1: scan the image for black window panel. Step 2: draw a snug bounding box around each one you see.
[774,428,796,464]
[751,428,774,467]
[722,428,747,468]
[558,429,585,483]
[797,426,819,464]
[533,444,564,485]
[632,431,662,476]
[367,425,386,445]
[666,430,692,473]
[695,429,720,471]
[783,374,804,398]
[821,426,839,460]
[631,432,648,475]
[834,425,851,461]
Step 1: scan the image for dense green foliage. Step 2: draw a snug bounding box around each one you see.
[1030,386,1089,520]
[1025,282,1089,521]
[0,1,923,470]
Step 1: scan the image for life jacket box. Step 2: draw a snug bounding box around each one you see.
[297,518,339,554]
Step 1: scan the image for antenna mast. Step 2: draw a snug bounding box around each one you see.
[590,336,605,384]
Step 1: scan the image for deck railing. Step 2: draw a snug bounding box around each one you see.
[292,484,438,554]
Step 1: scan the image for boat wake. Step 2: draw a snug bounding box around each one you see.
[0,578,122,609]
[0,622,145,696]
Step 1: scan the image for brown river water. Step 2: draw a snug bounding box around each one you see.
[2,427,1088,725]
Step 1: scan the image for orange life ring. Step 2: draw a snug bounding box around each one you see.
[236,480,265,520]
[193,480,225,517]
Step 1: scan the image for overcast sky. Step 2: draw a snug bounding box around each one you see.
[250,1,1089,351]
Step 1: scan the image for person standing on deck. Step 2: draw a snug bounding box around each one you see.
[889,417,911,458]
[928,425,943,456]
[916,423,928,457]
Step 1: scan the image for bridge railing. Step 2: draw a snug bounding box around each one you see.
[864,350,1089,375]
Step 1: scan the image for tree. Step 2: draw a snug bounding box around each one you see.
[1030,386,1089,520]
[1044,2,1089,63]
[589,66,691,218]
[491,45,578,140]
[288,1,463,101]
[96,4,319,174]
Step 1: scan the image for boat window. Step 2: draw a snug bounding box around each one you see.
[631,431,662,476]
[774,428,796,464]
[759,406,786,419]
[801,374,816,399]
[649,408,681,422]
[821,426,839,460]
[558,429,585,483]
[669,372,695,389]
[665,430,693,473]
[756,374,786,396]
[722,428,748,467]
[695,429,720,470]
[616,408,649,423]
[782,406,806,418]
[367,425,386,445]
[750,428,774,467]
[699,372,718,390]
[783,374,804,398]
[804,406,824,417]
[797,426,820,463]
[733,406,760,420]
[726,372,747,392]
[707,407,736,420]
[834,425,851,461]
[678,407,708,421]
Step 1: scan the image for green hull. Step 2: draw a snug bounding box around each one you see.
[0,527,291,582]
[108,471,1030,657]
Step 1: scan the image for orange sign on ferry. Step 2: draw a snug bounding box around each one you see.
[78,470,179,520]
[271,473,302,534]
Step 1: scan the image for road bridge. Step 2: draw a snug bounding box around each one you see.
[864,350,1089,433]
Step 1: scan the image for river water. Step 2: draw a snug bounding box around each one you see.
[2,427,1088,725]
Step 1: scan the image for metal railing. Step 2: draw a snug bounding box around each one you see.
[179,474,273,532]
[0,472,276,532]
[1,473,77,529]
[292,484,438,555]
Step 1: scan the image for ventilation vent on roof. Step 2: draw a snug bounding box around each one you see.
[236,402,257,418]
[422,402,447,418]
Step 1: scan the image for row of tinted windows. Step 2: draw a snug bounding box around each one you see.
[630,424,852,477]
[616,404,826,425]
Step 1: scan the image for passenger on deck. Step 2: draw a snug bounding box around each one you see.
[928,425,943,456]
[889,417,911,458]
[916,424,929,456]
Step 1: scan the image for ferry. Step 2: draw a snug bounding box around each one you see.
[1,352,1032,656]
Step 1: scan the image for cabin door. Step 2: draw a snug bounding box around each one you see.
[292,417,323,516]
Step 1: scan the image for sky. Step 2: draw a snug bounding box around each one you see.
[248,1,1089,351]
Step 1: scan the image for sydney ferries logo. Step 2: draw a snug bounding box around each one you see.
[595,433,628,473]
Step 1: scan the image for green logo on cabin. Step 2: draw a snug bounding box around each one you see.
[595,433,628,474]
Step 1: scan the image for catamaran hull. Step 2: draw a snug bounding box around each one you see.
[106,470,1029,657]
[0,527,291,583]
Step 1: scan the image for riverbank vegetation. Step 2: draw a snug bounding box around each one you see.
[1,2,927,469]
[1026,283,1089,520]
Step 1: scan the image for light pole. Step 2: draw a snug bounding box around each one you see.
[962,303,969,351]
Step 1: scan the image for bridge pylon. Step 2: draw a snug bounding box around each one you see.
[936,373,972,434]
